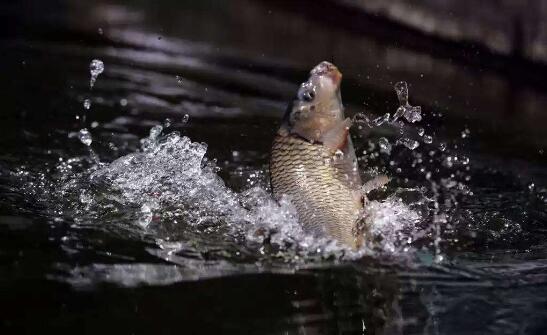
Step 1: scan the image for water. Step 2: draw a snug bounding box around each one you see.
[89,59,104,89]
[2,0,547,333]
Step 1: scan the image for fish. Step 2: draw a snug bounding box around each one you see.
[270,61,386,249]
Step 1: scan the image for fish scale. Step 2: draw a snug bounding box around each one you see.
[270,134,363,247]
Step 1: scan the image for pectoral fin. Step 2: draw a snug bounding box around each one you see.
[321,118,352,152]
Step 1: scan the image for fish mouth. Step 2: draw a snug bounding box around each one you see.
[310,61,342,87]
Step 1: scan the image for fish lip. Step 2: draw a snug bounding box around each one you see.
[310,61,342,87]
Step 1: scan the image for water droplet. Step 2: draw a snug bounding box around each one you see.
[423,135,433,144]
[378,137,392,154]
[372,113,390,126]
[120,98,128,107]
[353,113,371,127]
[89,59,104,88]
[149,125,163,140]
[461,128,470,138]
[176,75,184,85]
[417,127,425,136]
[163,118,172,128]
[83,98,91,110]
[461,156,469,165]
[404,106,422,123]
[182,114,190,125]
[139,203,153,228]
[91,121,99,128]
[439,142,447,151]
[528,183,535,191]
[392,106,405,122]
[394,81,408,106]
[397,138,419,150]
[97,28,103,35]
[78,128,92,146]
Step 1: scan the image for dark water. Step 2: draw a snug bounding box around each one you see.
[1,1,547,334]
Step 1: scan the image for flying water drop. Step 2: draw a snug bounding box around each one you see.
[397,138,420,150]
[392,81,422,123]
[89,59,104,88]
[78,128,92,146]
[394,81,409,106]
[182,114,190,125]
[405,106,422,123]
[83,98,91,110]
[372,113,390,126]
[439,142,447,151]
[378,137,392,154]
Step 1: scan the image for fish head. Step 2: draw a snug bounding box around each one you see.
[279,61,345,142]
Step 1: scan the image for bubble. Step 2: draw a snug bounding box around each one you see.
[97,28,103,35]
[163,118,172,128]
[120,98,128,107]
[461,128,471,139]
[78,128,92,146]
[89,59,104,88]
[423,135,433,144]
[417,127,425,136]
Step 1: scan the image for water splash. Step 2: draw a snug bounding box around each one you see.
[44,122,425,263]
[393,81,422,123]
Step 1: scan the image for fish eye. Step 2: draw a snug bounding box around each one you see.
[302,90,315,102]
[297,82,316,102]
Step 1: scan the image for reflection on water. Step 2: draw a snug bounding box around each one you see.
[1,0,547,333]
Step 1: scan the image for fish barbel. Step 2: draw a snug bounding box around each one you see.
[270,61,367,248]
